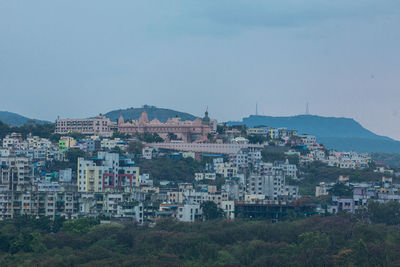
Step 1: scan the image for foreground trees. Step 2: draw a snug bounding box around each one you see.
[1,214,400,266]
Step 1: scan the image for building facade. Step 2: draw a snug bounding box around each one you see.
[117,111,212,142]
[55,116,113,137]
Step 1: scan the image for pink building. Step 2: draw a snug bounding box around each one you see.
[118,111,212,142]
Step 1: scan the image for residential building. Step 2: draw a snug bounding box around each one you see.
[55,116,113,137]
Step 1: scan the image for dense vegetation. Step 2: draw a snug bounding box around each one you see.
[261,150,299,165]
[138,157,205,185]
[297,161,385,196]
[1,203,400,266]
[371,152,400,168]
[0,121,55,140]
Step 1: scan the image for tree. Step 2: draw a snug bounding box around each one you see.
[112,132,131,139]
[247,135,267,144]
[167,132,178,141]
[135,133,164,143]
[65,132,86,140]
[261,151,285,162]
[367,201,400,225]
[61,218,99,234]
[127,141,144,155]
[217,123,228,134]
[328,183,353,197]
[66,149,86,166]
[201,201,223,220]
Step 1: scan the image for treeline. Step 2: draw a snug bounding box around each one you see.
[0,120,56,140]
[371,152,400,169]
[298,161,385,196]
[1,205,400,266]
[138,157,205,185]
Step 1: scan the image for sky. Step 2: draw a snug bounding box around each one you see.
[1,1,400,139]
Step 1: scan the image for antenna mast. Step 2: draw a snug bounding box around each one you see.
[256,102,258,116]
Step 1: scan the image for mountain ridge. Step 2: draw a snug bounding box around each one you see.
[0,111,51,126]
[228,114,400,153]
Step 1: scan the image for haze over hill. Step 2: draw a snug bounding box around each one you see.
[0,111,50,126]
[229,115,400,153]
[104,105,198,122]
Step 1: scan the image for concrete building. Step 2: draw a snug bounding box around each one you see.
[55,116,113,137]
[0,157,33,191]
[77,152,139,193]
[194,172,216,181]
[59,168,72,183]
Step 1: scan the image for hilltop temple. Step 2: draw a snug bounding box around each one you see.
[117,111,216,142]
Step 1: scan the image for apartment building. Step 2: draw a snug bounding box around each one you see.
[79,191,145,223]
[0,157,33,191]
[55,116,113,137]
[246,162,298,202]
[77,152,139,193]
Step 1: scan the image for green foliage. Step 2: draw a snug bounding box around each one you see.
[217,123,227,134]
[138,157,204,184]
[167,132,179,140]
[371,152,400,168]
[126,140,144,155]
[299,161,383,196]
[201,201,224,220]
[135,132,164,143]
[1,215,400,265]
[261,150,299,165]
[64,132,86,140]
[247,134,268,144]
[0,121,55,139]
[367,201,400,225]
[60,218,99,234]
[112,132,131,139]
[328,183,353,197]
[110,146,125,157]
[45,160,75,172]
[66,149,86,167]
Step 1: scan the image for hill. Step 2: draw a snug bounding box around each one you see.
[228,115,400,153]
[104,105,198,122]
[0,111,50,126]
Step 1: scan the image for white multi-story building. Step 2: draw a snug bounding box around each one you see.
[101,138,126,150]
[215,162,238,178]
[298,134,317,148]
[59,168,72,183]
[221,200,235,219]
[247,162,299,202]
[142,147,158,159]
[231,149,262,168]
[177,204,201,222]
[2,134,21,149]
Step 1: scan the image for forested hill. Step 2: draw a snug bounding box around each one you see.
[104,105,198,122]
[0,111,50,126]
[229,115,400,153]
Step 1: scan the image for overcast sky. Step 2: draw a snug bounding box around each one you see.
[1,1,400,139]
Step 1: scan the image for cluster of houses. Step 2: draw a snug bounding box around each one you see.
[315,176,400,214]
[0,113,396,223]
[0,131,302,222]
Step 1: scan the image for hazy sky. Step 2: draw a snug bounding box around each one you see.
[1,1,400,139]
